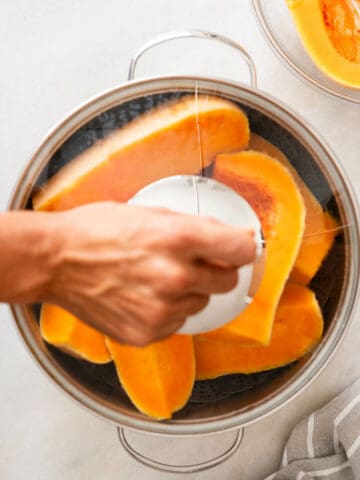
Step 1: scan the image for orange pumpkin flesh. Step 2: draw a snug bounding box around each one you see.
[321,0,360,64]
[33,96,250,211]
[194,284,323,379]
[287,0,360,88]
[106,335,195,420]
[35,98,329,419]
[200,151,305,346]
[249,134,338,284]
[40,304,111,363]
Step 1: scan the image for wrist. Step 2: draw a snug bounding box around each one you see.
[0,211,65,304]
[30,211,66,303]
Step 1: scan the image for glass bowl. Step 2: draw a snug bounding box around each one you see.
[252,0,360,104]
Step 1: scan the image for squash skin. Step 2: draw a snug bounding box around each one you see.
[194,284,323,379]
[106,335,195,420]
[249,134,338,284]
[33,96,250,211]
[201,151,305,346]
[40,304,111,363]
[287,0,360,88]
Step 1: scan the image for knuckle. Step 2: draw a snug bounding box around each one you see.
[224,270,239,290]
[201,295,210,307]
[172,318,186,330]
[151,259,190,293]
[114,328,148,347]
[194,295,210,312]
[169,225,195,248]
[203,215,221,226]
[185,295,209,315]
[166,266,192,291]
[151,301,171,323]
[132,326,160,346]
[132,333,152,347]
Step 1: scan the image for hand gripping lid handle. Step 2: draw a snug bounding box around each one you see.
[129,175,264,334]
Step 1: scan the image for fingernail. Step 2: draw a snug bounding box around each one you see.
[243,228,264,263]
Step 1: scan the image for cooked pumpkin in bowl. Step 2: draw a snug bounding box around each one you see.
[286,0,360,89]
[252,0,360,102]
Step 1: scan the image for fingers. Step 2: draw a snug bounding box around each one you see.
[135,293,209,329]
[124,254,239,298]
[156,261,239,297]
[170,294,209,317]
[166,217,257,267]
[105,321,181,347]
[104,314,187,346]
[183,262,239,295]
[193,225,256,266]
[84,292,208,346]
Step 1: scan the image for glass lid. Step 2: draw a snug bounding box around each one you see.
[10,79,359,431]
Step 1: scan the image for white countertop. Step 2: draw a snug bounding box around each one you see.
[1,1,360,479]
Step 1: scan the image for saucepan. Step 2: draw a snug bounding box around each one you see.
[8,30,360,473]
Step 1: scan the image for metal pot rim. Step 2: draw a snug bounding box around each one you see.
[9,74,360,436]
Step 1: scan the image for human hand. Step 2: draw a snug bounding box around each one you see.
[44,202,256,345]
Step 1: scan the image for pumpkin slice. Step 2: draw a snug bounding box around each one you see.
[40,303,111,363]
[195,283,323,379]
[33,95,250,211]
[249,133,338,284]
[106,335,195,420]
[201,150,305,345]
[287,0,360,88]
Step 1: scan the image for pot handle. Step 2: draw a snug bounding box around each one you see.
[128,29,257,87]
[117,427,243,474]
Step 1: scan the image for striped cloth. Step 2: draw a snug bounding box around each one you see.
[265,379,360,480]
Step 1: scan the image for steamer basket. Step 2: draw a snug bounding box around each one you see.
[8,31,360,473]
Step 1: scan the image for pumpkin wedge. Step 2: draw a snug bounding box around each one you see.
[287,0,360,88]
[249,133,338,284]
[195,284,323,379]
[33,95,250,211]
[40,304,111,363]
[106,335,195,420]
[201,150,305,345]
